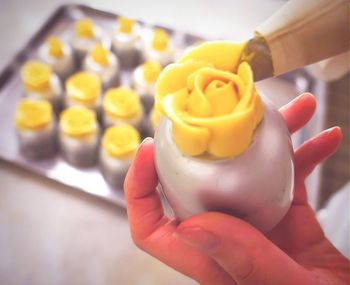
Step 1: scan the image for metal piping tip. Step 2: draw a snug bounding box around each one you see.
[240,33,274,82]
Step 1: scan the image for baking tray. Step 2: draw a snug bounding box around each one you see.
[0,4,203,207]
[0,4,316,208]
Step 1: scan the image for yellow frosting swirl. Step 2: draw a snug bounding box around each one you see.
[15,99,52,130]
[142,61,162,83]
[155,41,264,158]
[152,29,169,52]
[91,43,110,66]
[60,107,97,138]
[21,60,52,93]
[47,36,63,58]
[102,125,140,159]
[75,18,94,39]
[103,87,141,119]
[66,72,101,105]
[118,17,135,34]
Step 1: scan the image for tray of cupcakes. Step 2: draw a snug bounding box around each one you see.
[0,4,203,207]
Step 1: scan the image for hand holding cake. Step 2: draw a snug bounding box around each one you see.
[124,93,346,285]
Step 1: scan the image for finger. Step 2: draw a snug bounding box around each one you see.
[124,138,165,240]
[294,126,343,181]
[176,213,314,285]
[124,138,234,284]
[279,93,316,134]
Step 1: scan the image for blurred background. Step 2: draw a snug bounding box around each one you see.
[0,0,348,284]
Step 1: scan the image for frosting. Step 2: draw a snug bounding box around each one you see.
[66,72,101,105]
[21,60,52,93]
[142,61,162,83]
[152,29,169,52]
[47,36,63,58]
[75,18,94,39]
[103,87,141,119]
[15,99,52,130]
[91,43,110,66]
[60,107,97,138]
[102,125,140,159]
[118,17,135,34]
[155,41,264,158]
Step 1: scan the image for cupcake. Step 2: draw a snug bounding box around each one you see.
[65,71,102,112]
[83,43,119,89]
[100,124,140,188]
[154,41,294,232]
[133,61,162,113]
[15,99,56,159]
[143,28,174,67]
[102,87,144,131]
[38,36,75,79]
[112,16,140,68]
[59,107,99,167]
[72,18,105,60]
[21,60,62,114]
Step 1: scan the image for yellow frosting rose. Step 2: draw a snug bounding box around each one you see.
[47,36,64,58]
[118,17,135,34]
[103,87,141,119]
[155,41,264,158]
[21,60,52,93]
[75,18,94,39]
[102,125,140,159]
[66,72,101,105]
[15,99,52,130]
[60,107,97,138]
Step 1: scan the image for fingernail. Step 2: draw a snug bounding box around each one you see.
[140,137,153,146]
[324,126,341,134]
[137,137,153,154]
[175,226,218,251]
[296,92,313,102]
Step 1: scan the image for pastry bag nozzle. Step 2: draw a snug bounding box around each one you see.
[241,0,348,82]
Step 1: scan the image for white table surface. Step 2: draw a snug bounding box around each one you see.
[0,1,285,284]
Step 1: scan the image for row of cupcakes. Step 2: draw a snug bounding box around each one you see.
[73,17,175,68]
[38,16,174,83]
[15,99,140,188]
[20,60,161,129]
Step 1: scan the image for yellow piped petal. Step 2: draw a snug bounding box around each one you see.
[155,60,210,109]
[118,17,135,34]
[75,18,94,39]
[15,99,52,130]
[142,61,162,84]
[91,43,109,66]
[155,41,265,158]
[152,29,169,52]
[21,60,52,93]
[205,81,238,116]
[163,90,210,156]
[66,72,101,105]
[103,87,141,119]
[60,107,97,138]
[178,41,246,72]
[47,36,63,58]
[102,125,140,159]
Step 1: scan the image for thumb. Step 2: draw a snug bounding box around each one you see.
[175,213,313,285]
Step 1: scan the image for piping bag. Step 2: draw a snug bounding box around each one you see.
[242,0,348,81]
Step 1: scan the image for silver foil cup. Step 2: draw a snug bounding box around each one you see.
[154,100,294,232]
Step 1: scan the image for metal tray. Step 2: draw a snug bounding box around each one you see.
[0,4,202,207]
[0,4,320,208]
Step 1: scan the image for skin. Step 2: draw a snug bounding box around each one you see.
[124,93,350,285]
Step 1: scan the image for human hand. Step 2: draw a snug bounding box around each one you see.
[124,93,350,285]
